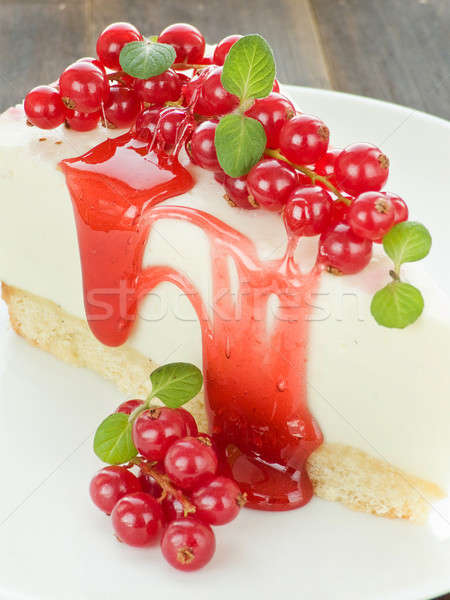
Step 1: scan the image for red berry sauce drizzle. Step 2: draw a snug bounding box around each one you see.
[61,132,323,511]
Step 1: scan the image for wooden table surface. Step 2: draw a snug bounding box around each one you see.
[0,1,449,599]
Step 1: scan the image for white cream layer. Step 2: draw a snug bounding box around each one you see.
[1,105,449,490]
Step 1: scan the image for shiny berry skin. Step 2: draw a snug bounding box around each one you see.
[247,159,298,211]
[214,170,226,185]
[111,492,163,547]
[158,107,191,148]
[174,408,198,437]
[134,69,183,105]
[223,175,256,210]
[139,473,163,498]
[188,120,221,171]
[348,191,395,240]
[246,93,295,149]
[213,34,242,65]
[335,143,389,196]
[198,66,239,116]
[161,518,215,571]
[104,85,140,128]
[158,23,205,64]
[385,192,409,224]
[134,107,162,143]
[59,62,109,114]
[65,109,100,132]
[319,223,372,274]
[284,186,333,237]
[115,398,144,415]
[77,56,106,74]
[89,466,142,515]
[329,199,352,226]
[161,494,185,522]
[132,407,186,461]
[164,436,218,491]
[192,476,244,526]
[314,148,341,187]
[279,114,329,165]
[96,22,143,70]
[24,85,66,129]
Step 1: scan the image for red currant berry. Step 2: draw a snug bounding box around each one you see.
[385,192,408,224]
[104,85,140,128]
[279,114,330,165]
[158,107,191,148]
[314,148,341,188]
[329,199,352,227]
[188,120,221,171]
[197,66,239,116]
[348,191,395,240]
[174,408,198,437]
[59,62,109,114]
[96,22,143,70]
[158,23,205,64]
[284,186,333,237]
[65,109,100,132]
[89,466,142,515]
[246,93,295,149]
[247,159,298,211]
[132,407,186,461]
[134,107,162,143]
[115,398,144,415]
[213,34,242,65]
[138,473,163,498]
[214,170,226,185]
[164,436,218,491]
[111,492,163,547]
[77,56,106,74]
[134,69,183,105]
[24,85,66,129]
[223,175,256,210]
[335,143,389,196]
[192,476,244,526]
[161,494,185,523]
[319,223,373,274]
[161,518,215,571]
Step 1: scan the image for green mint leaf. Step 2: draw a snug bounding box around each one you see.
[150,362,203,408]
[371,281,424,329]
[93,413,137,465]
[119,40,176,79]
[383,221,432,269]
[215,114,266,177]
[221,34,276,101]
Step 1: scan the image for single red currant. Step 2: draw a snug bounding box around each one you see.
[89,466,142,515]
[385,192,409,224]
[174,408,198,437]
[188,120,221,171]
[161,518,215,571]
[213,34,242,65]
[223,175,257,210]
[115,398,144,415]
[246,93,295,149]
[96,22,143,70]
[134,69,183,105]
[314,148,341,188]
[132,407,186,461]
[65,109,100,132]
[197,66,239,116]
[134,107,162,143]
[279,114,329,165]
[158,107,191,148]
[158,23,205,64]
[284,186,333,237]
[104,85,141,128]
[247,159,298,211]
[335,143,389,196]
[24,85,66,129]
[348,191,395,240]
[319,223,373,274]
[192,476,244,526]
[111,492,163,547]
[164,436,218,491]
[59,62,109,113]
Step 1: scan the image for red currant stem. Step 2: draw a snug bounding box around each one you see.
[107,71,129,85]
[128,394,154,424]
[264,148,351,205]
[390,268,401,281]
[172,63,210,70]
[129,457,196,517]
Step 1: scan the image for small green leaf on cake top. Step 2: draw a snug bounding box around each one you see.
[94,413,137,464]
[383,221,432,271]
[119,40,176,79]
[215,114,267,177]
[150,362,203,408]
[221,34,276,101]
[371,281,424,329]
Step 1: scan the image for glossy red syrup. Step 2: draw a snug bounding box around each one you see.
[61,134,323,511]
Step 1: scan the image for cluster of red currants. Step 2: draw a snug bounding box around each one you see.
[90,398,245,572]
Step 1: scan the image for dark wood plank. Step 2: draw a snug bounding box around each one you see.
[311,0,450,119]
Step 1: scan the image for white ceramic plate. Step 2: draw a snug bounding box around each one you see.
[0,87,449,600]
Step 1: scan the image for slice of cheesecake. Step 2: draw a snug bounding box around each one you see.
[1,104,449,521]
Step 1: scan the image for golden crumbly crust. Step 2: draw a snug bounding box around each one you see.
[2,282,445,522]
